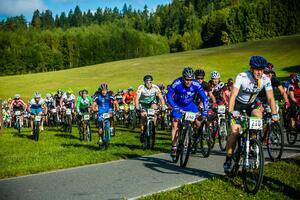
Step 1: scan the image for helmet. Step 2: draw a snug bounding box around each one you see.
[34,92,41,98]
[211,71,220,79]
[143,75,153,82]
[128,86,134,91]
[57,89,63,95]
[46,93,51,98]
[227,78,233,86]
[14,94,20,100]
[194,69,205,77]
[294,74,300,83]
[249,56,267,69]
[182,67,194,79]
[264,63,274,73]
[117,89,123,94]
[99,83,109,91]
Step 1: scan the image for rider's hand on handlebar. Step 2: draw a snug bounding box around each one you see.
[271,114,280,122]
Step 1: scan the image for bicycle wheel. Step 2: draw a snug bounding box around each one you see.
[172,129,181,163]
[79,121,84,141]
[242,138,264,194]
[68,116,72,133]
[86,122,91,142]
[104,124,110,150]
[129,111,136,130]
[180,125,192,168]
[16,119,20,133]
[144,122,152,149]
[200,121,212,157]
[219,118,229,152]
[267,122,284,161]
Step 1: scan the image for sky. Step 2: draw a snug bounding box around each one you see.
[0,0,171,22]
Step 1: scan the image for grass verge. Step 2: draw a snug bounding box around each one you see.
[140,156,300,200]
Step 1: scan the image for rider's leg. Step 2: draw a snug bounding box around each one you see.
[151,103,158,126]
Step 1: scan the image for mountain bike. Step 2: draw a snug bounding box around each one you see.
[227,110,264,194]
[98,112,111,149]
[173,111,200,168]
[128,104,137,130]
[63,108,72,133]
[33,114,42,141]
[142,108,157,149]
[79,112,91,141]
[14,110,22,133]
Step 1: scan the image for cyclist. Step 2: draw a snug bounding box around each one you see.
[135,75,165,143]
[224,56,279,173]
[28,92,47,133]
[45,93,55,125]
[223,78,234,106]
[9,94,27,128]
[122,87,136,124]
[92,83,117,144]
[288,74,300,131]
[194,69,217,108]
[60,90,76,121]
[167,67,208,157]
[258,63,290,109]
[209,70,226,105]
[284,73,296,93]
[53,90,63,122]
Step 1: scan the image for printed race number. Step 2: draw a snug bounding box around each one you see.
[185,112,196,122]
[249,117,263,130]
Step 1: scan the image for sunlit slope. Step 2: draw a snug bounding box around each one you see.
[0,34,299,100]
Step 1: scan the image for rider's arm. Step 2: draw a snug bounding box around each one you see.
[266,89,277,115]
[278,85,289,104]
[59,97,63,108]
[289,91,297,104]
[76,97,81,113]
[166,84,176,108]
[122,94,127,105]
[209,91,216,103]
[92,101,97,112]
[135,85,142,108]
[21,100,28,111]
[157,92,165,108]
[196,83,208,115]
[228,87,239,113]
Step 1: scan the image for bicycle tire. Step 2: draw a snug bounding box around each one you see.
[180,125,192,168]
[219,118,229,152]
[34,121,39,141]
[200,121,212,157]
[267,122,284,161]
[242,138,264,194]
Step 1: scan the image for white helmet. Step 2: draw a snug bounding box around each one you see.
[46,93,51,98]
[34,92,41,98]
[211,71,220,79]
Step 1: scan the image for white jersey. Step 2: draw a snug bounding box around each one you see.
[234,71,272,104]
[29,98,45,109]
[137,84,161,104]
[61,93,76,102]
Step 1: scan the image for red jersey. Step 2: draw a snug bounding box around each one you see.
[123,92,136,104]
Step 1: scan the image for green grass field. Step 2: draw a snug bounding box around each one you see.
[141,156,300,200]
[0,34,299,100]
[0,125,171,179]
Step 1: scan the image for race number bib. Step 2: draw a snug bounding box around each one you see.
[52,109,56,113]
[15,111,21,115]
[102,113,110,119]
[83,114,90,120]
[217,105,226,114]
[120,105,125,110]
[249,117,263,130]
[66,109,72,115]
[129,104,135,110]
[147,109,155,115]
[35,115,41,122]
[185,112,196,122]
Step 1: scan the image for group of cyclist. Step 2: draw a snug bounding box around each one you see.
[2,55,300,173]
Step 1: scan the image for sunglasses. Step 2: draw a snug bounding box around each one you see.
[196,77,204,80]
[145,81,152,84]
[184,78,193,82]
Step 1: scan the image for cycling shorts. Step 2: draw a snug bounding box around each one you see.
[172,102,199,120]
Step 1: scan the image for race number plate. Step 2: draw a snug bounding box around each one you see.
[120,105,125,110]
[249,117,263,130]
[102,113,110,119]
[66,109,72,115]
[147,109,155,115]
[52,109,56,113]
[217,105,226,114]
[129,104,135,110]
[15,111,21,115]
[35,115,41,122]
[185,112,196,122]
[83,114,90,120]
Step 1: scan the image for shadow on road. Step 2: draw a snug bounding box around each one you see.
[131,156,218,178]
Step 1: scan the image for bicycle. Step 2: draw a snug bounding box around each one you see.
[285,104,300,145]
[260,104,284,161]
[98,112,111,149]
[62,108,72,133]
[142,108,158,149]
[14,110,22,133]
[210,104,230,152]
[128,104,137,130]
[173,111,200,168]
[227,110,264,194]
[79,112,91,141]
[33,114,42,141]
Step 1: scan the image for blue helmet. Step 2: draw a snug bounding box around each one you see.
[249,56,267,69]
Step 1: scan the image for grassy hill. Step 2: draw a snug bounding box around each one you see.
[0,34,300,100]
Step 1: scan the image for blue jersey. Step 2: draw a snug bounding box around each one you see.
[94,94,113,112]
[167,77,208,115]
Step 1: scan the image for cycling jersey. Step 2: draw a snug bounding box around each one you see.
[289,84,300,103]
[76,96,91,113]
[167,77,208,118]
[209,80,225,103]
[45,97,54,109]
[137,84,161,105]
[257,76,282,103]
[234,71,272,104]
[29,98,45,115]
[94,94,114,114]
[123,91,136,104]
[61,93,76,108]
[10,99,26,111]
[53,94,62,107]
[115,94,123,104]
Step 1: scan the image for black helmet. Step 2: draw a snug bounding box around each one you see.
[143,75,153,82]
[249,56,267,69]
[82,89,88,95]
[99,83,109,91]
[194,69,205,77]
[182,67,194,79]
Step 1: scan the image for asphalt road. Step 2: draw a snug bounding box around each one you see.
[0,139,299,200]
